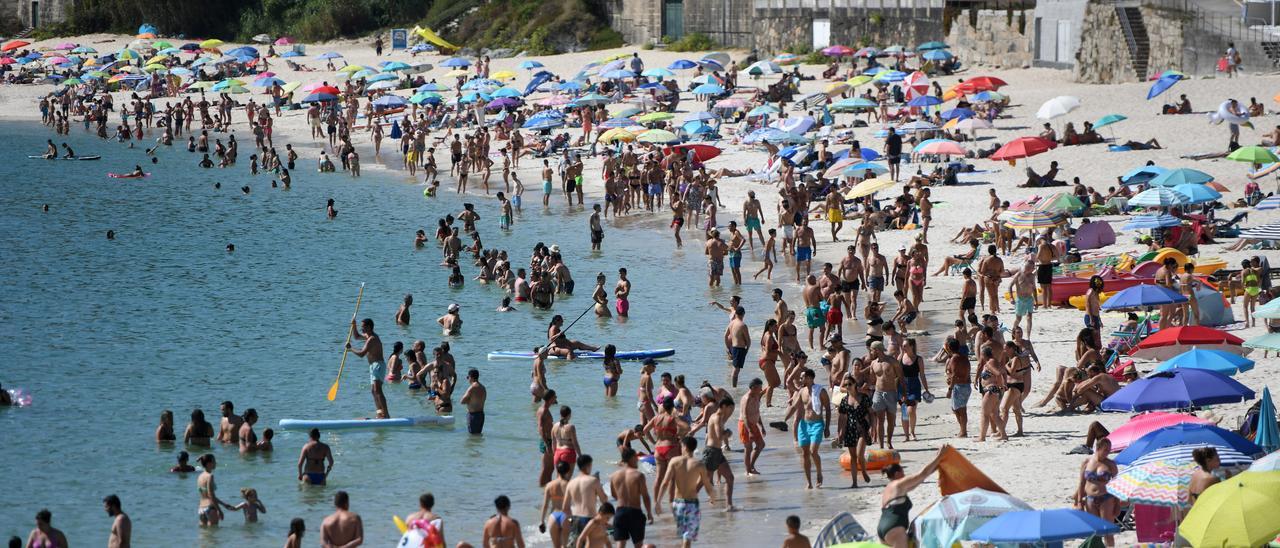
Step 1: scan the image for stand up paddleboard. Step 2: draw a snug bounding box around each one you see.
[486,348,675,361]
[278,416,454,431]
[108,173,150,179]
[28,155,102,161]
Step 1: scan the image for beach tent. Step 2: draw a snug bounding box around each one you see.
[1192,286,1235,326]
[1074,220,1116,250]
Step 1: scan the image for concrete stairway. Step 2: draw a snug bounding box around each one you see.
[1116,6,1150,79]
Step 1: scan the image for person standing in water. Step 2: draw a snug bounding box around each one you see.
[320,491,364,548]
[657,436,717,548]
[482,495,525,548]
[298,428,334,485]
[103,495,131,548]
[615,268,631,317]
[460,369,487,435]
[347,317,390,419]
[589,204,604,252]
[609,447,654,547]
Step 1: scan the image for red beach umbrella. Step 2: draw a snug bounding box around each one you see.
[2,39,30,52]
[990,136,1056,162]
[1130,326,1248,360]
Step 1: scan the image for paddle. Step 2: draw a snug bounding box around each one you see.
[327,283,366,401]
[539,301,597,357]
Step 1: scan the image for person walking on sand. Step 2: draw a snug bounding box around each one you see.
[609,447,653,547]
[1010,261,1036,334]
[785,369,831,489]
[656,436,716,548]
[321,491,363,548]
[944,338,971,438]
[482,495,525,548]
[869,342,902,449]
[347,318,390,419]
[298,428,334,485]
[1035,234,1058,308]
[460,369,487,435]
[976,244,1004,313]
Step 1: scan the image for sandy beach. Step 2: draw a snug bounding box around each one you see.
[2,32,1279,547]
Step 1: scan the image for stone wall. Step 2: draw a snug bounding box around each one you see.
[684,0,756,48]
[603,0,664,45]
[750,7,945,54]
[1073,1,1138,83]
[14,0,70,27]
[1141,4,1188,75]
[946,9,1033,69]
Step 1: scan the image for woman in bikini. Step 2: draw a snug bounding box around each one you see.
[644,398,688,505]
[999,341,1028,437]
[196,454,231,527]
[878,447,948,548]
[778,311,803,384]
[976,346,1008,442]
[592,273,611,318]
[183,409,214,447]
[758,319,782,407]
[601,344,621,397]
[530,348,550,402]
[538,461,573,548]
[1074,438,1119,547]
[1035,328,1096,408]
[1189,447,1224,506]
[546,315,597,359]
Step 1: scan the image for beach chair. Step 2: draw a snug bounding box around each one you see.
[1108,318,1155,355]
[948,248,979,275]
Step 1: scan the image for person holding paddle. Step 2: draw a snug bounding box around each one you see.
[347,318,390,419]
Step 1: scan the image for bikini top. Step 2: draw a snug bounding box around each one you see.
[1083,469,1113,482]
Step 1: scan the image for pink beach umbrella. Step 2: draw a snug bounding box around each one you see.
[275,37,295,46]
[1106,411,1214,452]
[53,42,77,50]
[914,139,965,156]
[714,97,746,109]
[539,95,571,106]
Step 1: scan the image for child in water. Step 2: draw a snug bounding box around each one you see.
[232,488,267,523]
[170,451,196,473]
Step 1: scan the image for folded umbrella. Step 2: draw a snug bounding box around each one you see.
[1255,387,1279,453]
[1101,369,1255,413]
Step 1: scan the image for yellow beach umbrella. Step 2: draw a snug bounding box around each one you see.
[281,82,301,95]
[146,54,169,65]
[199,39,224,50]
[598,128,636,143]
[846,75,874,88]
[825,82,850,96]
[1178,471,1280,548]
[600,52,631,62]
[636,111,673,123]
[443,69,468,78]
[338,64,366,73]
[845,177,896,199]
[144,64,167,73]
[636,129,678,143]
[490,70,517,81]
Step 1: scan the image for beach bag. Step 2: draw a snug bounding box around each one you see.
[1217,57,1229,72]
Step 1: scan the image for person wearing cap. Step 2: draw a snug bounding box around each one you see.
[784,368,830,489]
[878,446,948,547]
[868,341,902,449]
[704,229,727,288]
[437,303,463,336]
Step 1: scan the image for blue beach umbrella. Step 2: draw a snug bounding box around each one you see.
[1114,422,1263,464]
[969,509,1120,544]
[1101,370,1257,415]
[380,61,411,72]
[922,49,953,61]
[642,67,674,79]
[908,95,943,107]
[1256,195,1280,210]
[748,104,780,116]
[692,83,724,95]
[281,51,303,58]
[1147,73,1182,100]
[1149,167,1213,187]
[1153,348,1255,376]
[1172,183,1222,204]
[1121,214,1182,230]
[556,81,583,92]
[301,92,337,103]
[416,83,446,92]
[372,95,407,108]
[918,488,1033,548]
[1256,387,1279,453]
[941,108,975,120]
[1130,187,1190,208]
[251,76,285,87]
[491,87,522,98]
[1121,164,1169,185]
[599,117,637,129]
[842,162,889,177]
[1094,113,1128,130]
[409,92,442,105]
[683,111,717,122]
[440,57,470,68]
[917,41,949,51]
[366,73,397,83]
[832,97,878,112]
[315,52,342,60]
[519,60,544,70]
[523,116,564,130]
[601,69,636,80]
[1102,284,1188,310]
[668,59,698,70]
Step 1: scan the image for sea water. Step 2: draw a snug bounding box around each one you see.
[0,120,804,545]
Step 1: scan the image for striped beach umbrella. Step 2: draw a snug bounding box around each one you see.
[1255,196,1280,210]
[636,129,678,144]
[913,139,965,156]
[1109,459,1196,508]
[1130,187,1190,208]
[1033,192,1085,214]
[598,128,636,143]
[1122,214,1181,230]
[1130,443,1256,468]
[1238,221,1280,240]
[1003,210,1066,231]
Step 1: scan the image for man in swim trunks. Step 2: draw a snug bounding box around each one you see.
[723,306,750,387]
[218,401,243,444]
[705,230,727,288]
[615,268,631,316]
[784,368,830,489]
[739,379,766,476]
[563,454,609,546]
[701,396,737,509]
[795,218,817,281]
[589,204,604,252]
[460,368,487,435]
[1035,234,1058,308]
[657,436,716,547]
[960,268,979,321]
[297,428,333,485]
[726,222,746,285]
[802,275,826,349]
[347,317,390,419]
[824,189,844,241]
[839,246,866,319]
[609,447,654,546]
[320,491,363,547]
[1011,261,1037,334]
[869,341,903,449]
[742,191,766,249]
[977,244,1004,313]
[866,243,889,304]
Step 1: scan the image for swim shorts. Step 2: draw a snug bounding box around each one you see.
[611,506,646,543]
[961,296,977,312]
[796,246,813,262]
[872,389,899,413]
[702,445,728,471]
[783,225,795,239]
[1084,314,1102,329]
[1016,296,1035,316]
[805,306,826,328]
[542,180,553,195]
[467,411,485,435]
[616,298,629,315]
[869,276,886,291]
[709,258,724,277]
[841,279,860,292]
[673,499,701,541]
[729,346,748,369]
[369,361,387,384]
[745,217,761,232]
[1036,264,1054,285]
[901,311,918,325]
[827,208,844,223]
[826,305,843,325]
[950,384,972,411]
[591,229,604,244]
[738,419,764,445]
[797,418,825,446]
[728,250,742,269]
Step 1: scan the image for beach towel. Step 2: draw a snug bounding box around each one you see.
[936,446,1006,496]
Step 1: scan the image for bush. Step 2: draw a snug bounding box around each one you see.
[666,32,716,52]
[785,43,812,55]
[589,27,624,50]
[802,51,828,65]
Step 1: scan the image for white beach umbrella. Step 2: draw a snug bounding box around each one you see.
[1036,95,1082,120]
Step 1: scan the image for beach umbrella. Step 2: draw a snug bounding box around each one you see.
[845,75,874,88]
[598,128,636,143]
[845,177,896,199]
[874,70,908,83]
[601,69,636,80]
[485,97,521,110]
[199,39,224,50]
[635,111,673,124]
[1003,210,1067,231]
[301,92,337,103]
[971,90,1006,103]
[458,92,491,104]
[771,116,815,134]
[940,107,975,120]
[898,120,939,133]
[692,83,724,95]
[1251,451,1280,472]
[2,39,30,52]
[571,93,610,106]
[1094,113,1127,130]
[372,95,407,108]
[598,117,637,129]
[61,78,83,86]
[1132,326,1248,360]
[1238,221,1280,240]
[822,45,854,57]
[922,49,954,62]
[116,48,141,61]
[855,47,880,58]
[1036,95,1082,120]
[513,60,542,70]
[1033,192,1086,214]
[1121,165,1169,185]
[918,41,949,51]
[1147,73,1182,100]
[1254,299,1280,320]
[440,57,470,68]
[1130,187,1190,208]
[1102,369,1256,414]
[379,61,411,73]
[1228,145,1280,164]
[908,95,943,108]
[1106,283,1189,311]
[841,162,889,177]
[668,59,698,70]
[714,97,747,110]
[990,137,1056,162]
[883,45,906,54]
[832,97,878,112]
[636,129,678,144]
[1149,167,1213,187]
[338,65,368,74]
[1178,471,1280,548]
[1116,423,1263,465]
[913,139,965,156]
[1130,444,1256,468]
[1256,387,1279,454]
[409,92,442,105]
[954,118,993,132]
[774,53,800,65]
[1108,459,1197,508]
[962,75,1008,91]
[1255,195,1280,210]
[366,73,397,83]
[1108,412,1215,451]
[969,509,1119,544]
[744,61,782,77]
[1153,348,1254,376]
[71,46,96,54]
[1172,183,1222,204]
[522,116,564,130]
[918,488,1033,548]
[1121,214,1181,230]
[683,111,718,123]
[315,52,342,60]
[902,71,930,99]
[250,76,286,87]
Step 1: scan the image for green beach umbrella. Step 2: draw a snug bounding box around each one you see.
[636,112,674,124]
[117,48,141,60]
[62,77,83,86]
[152,40,173,50]
[1227,146,1279,164]
[1094,114,1127,130]
[188,81,215,89]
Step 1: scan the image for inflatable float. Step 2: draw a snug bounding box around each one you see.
[663,143,722,163]
[1068,291,1117,311]
[1134,248,1227,276]
[839,448,900,471]
[5,388,32,407]
[1208,99,1252,128]
[28,155,101,161]
[278,416,454,431]
[486,348,675,361]
[108,172,150,179]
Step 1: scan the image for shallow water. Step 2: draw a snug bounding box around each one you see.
[0,120,851,545]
